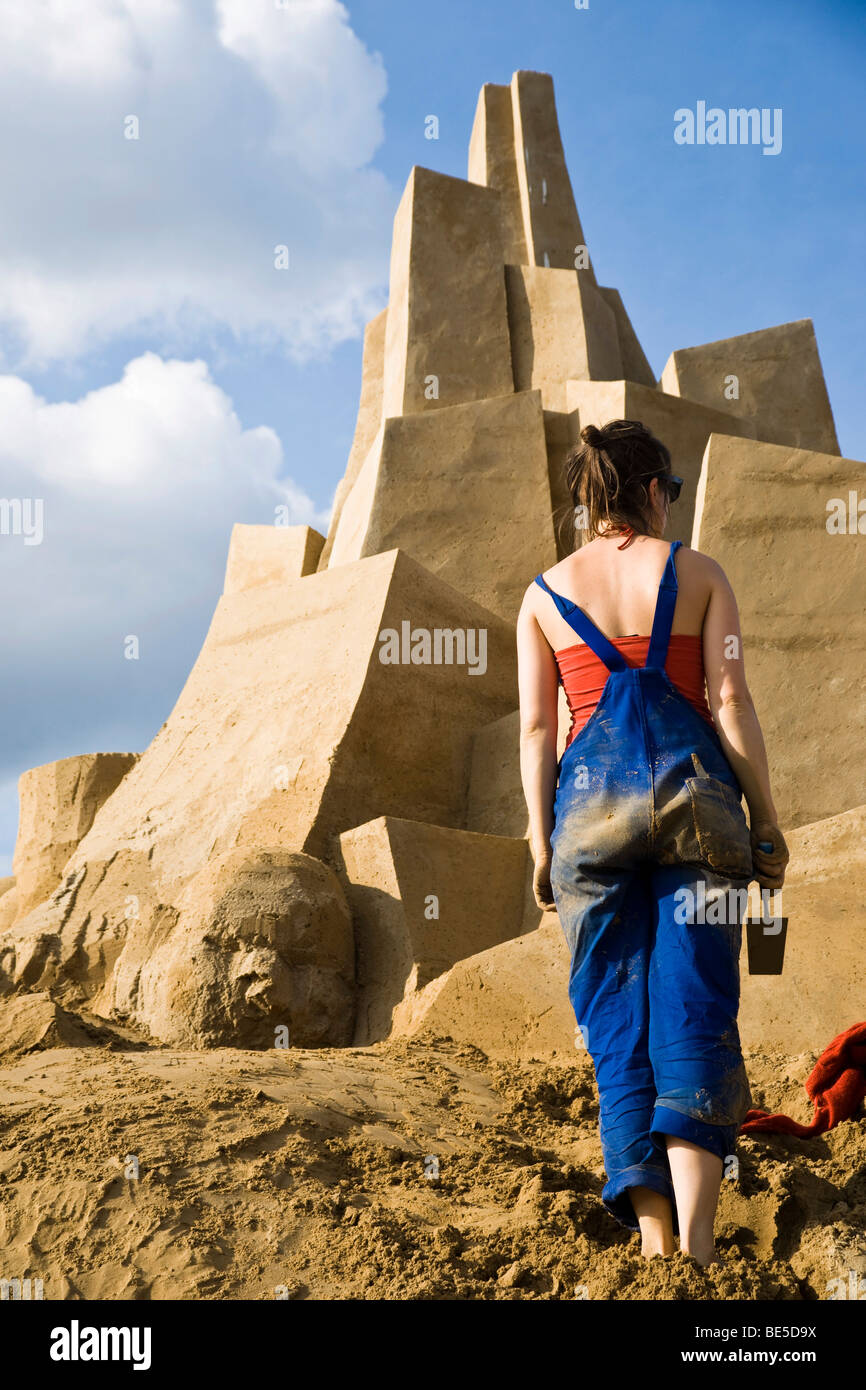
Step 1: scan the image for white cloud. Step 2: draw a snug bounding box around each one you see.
[216,0,387,172]
[0,0,392,366]
[0,353,327,829]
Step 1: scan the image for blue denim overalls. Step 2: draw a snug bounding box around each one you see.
[535,540,754,1232]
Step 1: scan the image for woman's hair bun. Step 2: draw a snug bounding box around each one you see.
[562,416,673,545]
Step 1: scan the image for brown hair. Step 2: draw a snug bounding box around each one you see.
[560,419,673,549]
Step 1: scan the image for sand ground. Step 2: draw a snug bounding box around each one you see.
[0,1020,863,1302]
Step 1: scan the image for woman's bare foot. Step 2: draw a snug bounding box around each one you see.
[681,1240,718,1268]
[664,1136,724,1270]
[630,1186,675,1259]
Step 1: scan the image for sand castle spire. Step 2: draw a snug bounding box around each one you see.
[470,70,595,278]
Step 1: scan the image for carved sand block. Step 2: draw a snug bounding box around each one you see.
[398,919,574,1062]
[506,265,621,410]
[328,389,557,621]
[467,81,527,264]
[381,165,513,421]
[661,318,840,455]
[13,753,138,921]
[224,523,324,596]
[339,816,530,1044]
[693,432,866,829]
[510,69,595,276]
[738,804,866,1052]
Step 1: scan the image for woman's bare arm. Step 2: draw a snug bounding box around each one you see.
[516,586,560,908]
[701,558,789,888]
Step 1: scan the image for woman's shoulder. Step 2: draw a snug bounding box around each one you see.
[676,543,727,582]
[525,549,580,592]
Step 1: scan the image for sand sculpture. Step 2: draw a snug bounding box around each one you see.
[2,70,861,1058]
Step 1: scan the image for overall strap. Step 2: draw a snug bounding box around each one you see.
[534,574,628,672]
[646,540,683,669]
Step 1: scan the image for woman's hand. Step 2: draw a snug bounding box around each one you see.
[749,821,789,890]
[532,848,557,912]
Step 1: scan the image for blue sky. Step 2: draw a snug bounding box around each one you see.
[1,0,863,871]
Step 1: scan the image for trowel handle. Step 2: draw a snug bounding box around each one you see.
[757,840,775,853]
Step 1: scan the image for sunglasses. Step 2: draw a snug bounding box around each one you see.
[661,474,684,503]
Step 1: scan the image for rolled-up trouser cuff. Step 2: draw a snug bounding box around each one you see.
[601,1162,676,1234]
[650,1104,736,1164]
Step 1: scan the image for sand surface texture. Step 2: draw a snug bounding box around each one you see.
[0,1030,862,1301]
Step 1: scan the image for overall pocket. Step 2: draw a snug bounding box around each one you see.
[686,771,753,880]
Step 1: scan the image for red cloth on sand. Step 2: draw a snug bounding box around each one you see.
[739,1022,866,1137]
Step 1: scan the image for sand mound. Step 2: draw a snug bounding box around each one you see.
[0,1035,861,1301]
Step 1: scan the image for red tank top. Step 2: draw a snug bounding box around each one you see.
[556,633,714,749]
